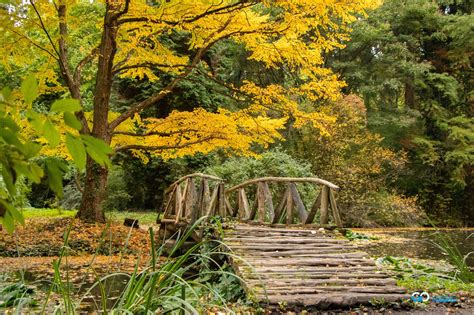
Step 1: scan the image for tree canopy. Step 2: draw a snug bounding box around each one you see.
[0,0,378,222]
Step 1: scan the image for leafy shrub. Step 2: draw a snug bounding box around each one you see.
[204,150,318,208]
[60,166,131,211]
[102,166,132,211]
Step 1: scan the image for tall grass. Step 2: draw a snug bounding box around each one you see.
[431,231,473,283]
[18,216,251,314]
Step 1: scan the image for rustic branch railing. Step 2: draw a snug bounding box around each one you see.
[159,173,230,226]
[159,174,343,229]
[226,177,342,227]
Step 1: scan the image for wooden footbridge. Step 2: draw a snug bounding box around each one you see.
[157,174,407,309]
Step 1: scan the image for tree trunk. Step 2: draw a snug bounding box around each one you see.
[404,81,415,108]
[78,157,108,223]
[76,4,120,222]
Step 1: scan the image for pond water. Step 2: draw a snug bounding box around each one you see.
[353,228,474,267]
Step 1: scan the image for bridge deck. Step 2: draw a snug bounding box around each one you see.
[224,224,407,309]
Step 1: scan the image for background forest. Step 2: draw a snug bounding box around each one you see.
[1,0,472,227]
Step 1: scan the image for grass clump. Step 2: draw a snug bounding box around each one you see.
[377,256,474,294]
[344,229,379,241]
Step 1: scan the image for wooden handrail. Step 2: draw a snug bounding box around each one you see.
[227,177,339,192]
[166,173,223,193]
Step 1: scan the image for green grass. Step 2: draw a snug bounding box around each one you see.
[20,208,77,219]
[106,210,158,225]
[17,208,158,225]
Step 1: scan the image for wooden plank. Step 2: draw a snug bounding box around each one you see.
[225,197,234,217]
[184,178,196,222]
[256,182,266,223]
[174,184,183,224]
[305,190,321,224]
[161,185,177,218]
[227,177,339,192]
[243,272,390,280]
[201,179,211,217]
[205,184,219,217]
[256,293,407,307]
[239,258,376,267]
[225,237,346,243]
[271,187,289,224]
[218,183,226,217]
[320,185,329,225]
[329,189,343,228]
[290,183,307,223]
[238,188,250,219]
[285,184,294,225]
[248,278,397,287]
[261,182,274,222]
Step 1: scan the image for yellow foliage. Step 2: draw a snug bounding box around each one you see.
[0,0,379,162]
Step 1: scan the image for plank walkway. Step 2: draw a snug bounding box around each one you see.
[224,224,408,309]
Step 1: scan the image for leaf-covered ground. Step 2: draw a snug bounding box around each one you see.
[0,218,151,257]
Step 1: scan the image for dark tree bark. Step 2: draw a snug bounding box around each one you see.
[76,3,119,222]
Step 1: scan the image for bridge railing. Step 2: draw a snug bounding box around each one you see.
[226,177,342,227]
[159,174,342,228]
[159,173,231,226]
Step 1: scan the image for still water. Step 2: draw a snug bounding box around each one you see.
[353,228,474,267]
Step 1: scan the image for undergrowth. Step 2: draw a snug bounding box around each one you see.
[2,216,253,314]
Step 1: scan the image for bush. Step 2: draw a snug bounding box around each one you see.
[60,166,131,211]
[204,150,318,209]
[102,166,132,211]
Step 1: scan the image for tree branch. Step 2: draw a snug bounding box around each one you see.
[117,1,256,26]
[113,129,200,137]
[108,18,236,132]
[57,0,91,134]
[29,0,60,58]
[112,62,189,75]
[114,135,225,152]
[73,47,99,84]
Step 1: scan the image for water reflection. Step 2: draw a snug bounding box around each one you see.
[353,228,474,267]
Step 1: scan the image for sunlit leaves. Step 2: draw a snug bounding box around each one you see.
[20,75,38,104]
[50,99,82,113]
[45,159,68,197]
[65,133,86,170]
[63,112,83,130]
[82,135,113,167]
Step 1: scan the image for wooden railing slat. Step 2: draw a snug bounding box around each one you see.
[329,189,343,228]
[272,187,289,224]
[257,182,266,223]
[286,184,294,225]
[205,184,220,217]
[218,183,226,217]
[290,183,307,223]
[262,182,275,222]
[305,190,322,224]
[320,186,329,225]
[174,185,183,224]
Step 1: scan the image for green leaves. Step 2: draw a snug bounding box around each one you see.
[66,133,87,170]
[50,99,82,113]
[20,75,38,104]
[0,201,24,234]
[43,119,61,147]
[63,112,82,130]
[82,135,113,168]
[45,159,68,197]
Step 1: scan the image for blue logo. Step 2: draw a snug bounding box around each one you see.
[410,292,457,303]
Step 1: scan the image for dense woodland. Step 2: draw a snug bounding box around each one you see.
[0,0,473,227]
